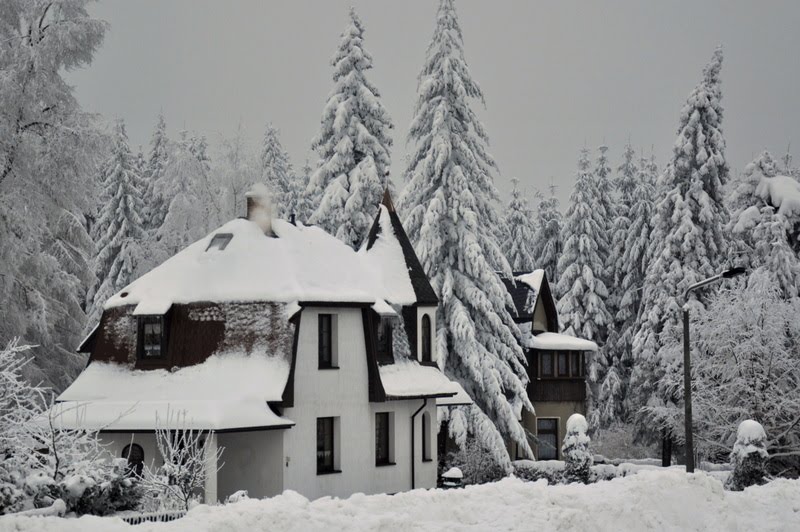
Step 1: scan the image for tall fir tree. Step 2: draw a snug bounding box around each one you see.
[307,7,393,248]
[87,120,144,326]
[592,144,615,318]
[259,124,294,218]
[142,112,170,231]
[530,188,563,288]
[557,148,613,388]
[398,0,532,464]
[630,48,730,447]
[600,156,657,424]
[502,178,537,271]
[286,159,314,224]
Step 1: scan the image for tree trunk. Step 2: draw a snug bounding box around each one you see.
[661,432,672,467]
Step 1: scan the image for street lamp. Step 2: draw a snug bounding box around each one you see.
[682,266,746,473]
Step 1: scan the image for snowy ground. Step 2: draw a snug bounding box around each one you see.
[3,469,799,532]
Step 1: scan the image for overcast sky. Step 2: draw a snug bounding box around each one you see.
[67,0,800,205]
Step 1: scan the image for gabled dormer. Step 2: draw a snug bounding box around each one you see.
[364,190,439,366]
[514,270,559,333]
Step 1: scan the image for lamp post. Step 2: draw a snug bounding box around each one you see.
[682,266,746,473]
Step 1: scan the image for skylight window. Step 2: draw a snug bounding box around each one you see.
[206,233,233,252]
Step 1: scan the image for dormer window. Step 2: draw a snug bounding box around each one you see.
[421,314,432,363]
[206,233,233,252]
[376,317,394,364]
[137,316,165,359]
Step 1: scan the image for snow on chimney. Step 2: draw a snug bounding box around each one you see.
[245,183,275,236]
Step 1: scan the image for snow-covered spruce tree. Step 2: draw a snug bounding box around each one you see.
[630,48,730,448]
[0,0,107,392]
[599,144,639,427]
[562,414,593,484]
[693,271,800,467]
[156,132,213,258]
[259,124,294,219]
[307,7,393,248]
[530,190,563,288]
[87,121,145,328]
[287,160,315,224]
[727,151,800,298]
[601,162,657,424]
[725,420,769,491]
[399,0,532,465]
[189,134,224,230]
[142,112,170,231]
[502,178,537,271]
[593,145,616,294]
[215,122,259,221]
[557,149,613,371]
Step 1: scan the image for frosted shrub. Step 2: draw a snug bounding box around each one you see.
[726,420,769,491]
[562,414,593,484]
[139,411,224,511]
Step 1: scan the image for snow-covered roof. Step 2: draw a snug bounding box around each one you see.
[756,174,800,217]
[378,360,463,400]
[363,193,439,306]
[49,352,293,431]
[436,382,473,406]
[105,217,420,311]
[523,332,598,352]
[516,270,545,294]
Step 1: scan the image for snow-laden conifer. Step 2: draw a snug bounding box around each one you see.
[287,160,315,224]
[307,8,393,247]
[630,48,729,444]
[530,191,563,288]
[142,112,170,230]
[156,132,212,258]
[399,0,532,463]
[260,124,294,219]
[725,420,769,491]
[557,148,613,364]
[600,161,656,423]
[87,121,145,326]
[727,151,800,298]
[502,178,537,271]
[562,414,593,484]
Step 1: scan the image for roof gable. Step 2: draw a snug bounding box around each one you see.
[364,190,438,306]
[503,269,559,332]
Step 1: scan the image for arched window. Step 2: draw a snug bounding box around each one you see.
[122,443,144,477]
[421,314,432,363]
[422,412,432,461]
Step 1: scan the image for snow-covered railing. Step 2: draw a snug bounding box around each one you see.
[119,509,187,525]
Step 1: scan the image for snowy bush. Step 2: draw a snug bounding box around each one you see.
[139,411,224,511]
[725,420,769,491]
[562,414,593,484]
[0,339,142,516]
[441,432,508,486]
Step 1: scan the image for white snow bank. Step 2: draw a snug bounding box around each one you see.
[378,360,463,399]
[105,218,418,311]
[525,332,598,351]
[7,470,799,531]
[756,174,800,217]
[46,353,292,431]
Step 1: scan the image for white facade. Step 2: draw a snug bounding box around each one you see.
[283,306,437,499]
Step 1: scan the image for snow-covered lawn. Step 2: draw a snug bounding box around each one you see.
[4,469,799,531]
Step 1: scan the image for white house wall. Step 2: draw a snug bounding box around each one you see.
[283,307,438,499]
[217,430,284,500]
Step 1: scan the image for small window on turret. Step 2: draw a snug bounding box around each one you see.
[206,233,233,252]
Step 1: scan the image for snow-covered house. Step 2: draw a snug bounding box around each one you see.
[501,270,597,460]
[49,189,465,502]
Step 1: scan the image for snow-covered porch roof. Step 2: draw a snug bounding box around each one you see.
[46,352,294,432]
[378,360,467,401]
[523,331,598,352]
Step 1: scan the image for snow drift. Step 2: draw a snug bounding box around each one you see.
[4,470,798,531]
